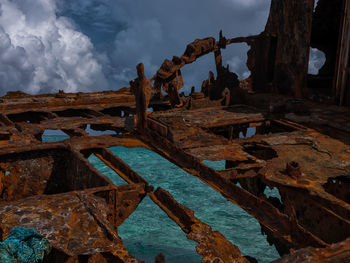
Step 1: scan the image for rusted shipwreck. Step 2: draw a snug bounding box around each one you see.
[1,0,350,262]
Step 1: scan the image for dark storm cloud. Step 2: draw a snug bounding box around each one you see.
[0,0,271,95]
[61,0,271,92]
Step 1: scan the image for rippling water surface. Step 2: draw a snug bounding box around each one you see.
[44,136,280,263]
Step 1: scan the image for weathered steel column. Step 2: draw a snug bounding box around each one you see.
[264,0,315,97]
[212,30,226,100]
[130,63,148,133]
[334,0,350,105]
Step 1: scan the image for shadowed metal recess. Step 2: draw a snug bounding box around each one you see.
[1,0,350,262]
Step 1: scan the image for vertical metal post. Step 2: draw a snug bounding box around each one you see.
[334,0,350,105]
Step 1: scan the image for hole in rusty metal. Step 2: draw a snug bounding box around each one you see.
[0,133,11,141]
[85,124,117,136]
[209,121,296,140]
[42,130,70,142]
[54,109,100,118]
[323,177,350,204]
[7,111,54,124]
[243,143,278,161]
[100,107,134,117]
[0,149,105,200]
[239,127,257,138]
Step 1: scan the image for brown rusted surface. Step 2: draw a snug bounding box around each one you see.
[272,237,350,263]
[1,1,350,262]
[130,63,153,132]
[141,129,328,253]
[0,89,135,113]
[0,185,143,262]
[1,90,350,262]
[150,187,250,263]
[0,147,111,201]
[265,0,314,97]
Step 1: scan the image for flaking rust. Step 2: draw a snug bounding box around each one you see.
[1,0,350,262]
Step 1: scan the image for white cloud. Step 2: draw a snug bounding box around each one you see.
[0,0,107,95]
[0,0,270,95]
[226,56,243,73]
[308,48,326,75]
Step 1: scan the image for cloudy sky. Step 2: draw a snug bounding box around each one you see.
[0,0,324,96]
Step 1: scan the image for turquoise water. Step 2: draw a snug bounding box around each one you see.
[43,136,280,263]
[90,147,279,263]
[42,135,69,142]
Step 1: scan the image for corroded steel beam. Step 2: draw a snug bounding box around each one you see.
[0,89,135,114]
[93,147,149,186]
[149,187,250,263]
[140,130,328,250]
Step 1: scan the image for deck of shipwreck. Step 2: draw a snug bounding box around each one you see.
[0,90,350,262]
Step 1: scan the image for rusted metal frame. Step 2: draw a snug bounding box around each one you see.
[84,144,250,260]
[140,130,328,249]
[92,147,149,186]
[77,191,121,242]
[62,128,86,137]
[66,155,146,262]
[146,117,169,137]
[45,102,136,116]
[1,104,129,116]
[149,187,250,263]
[66,148,119,189]
[208,120,267,131]
[81,184,146,228]
[0,132,145,154]
[208,121,268,141]
[201,115,266,129]
[28,115,127,131]
[214,47,223,88]
[226,35,261,45]
[89,147,249,261]
[270,119,309,132]
[333,0,350,105]
[261,177,350,223]
[130,63,150,133]
[0,91,136,114]
[0,141,68,155]
[272,237,350,263]
[218,163,265,180]
[0,186,141,263]
[149,189,194,233]
[70,136,149,152]
[261,180,350,245]
[59,151,146,262]
[0,113,13,126]
[152,33,255,82]
[79,184,147,231]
